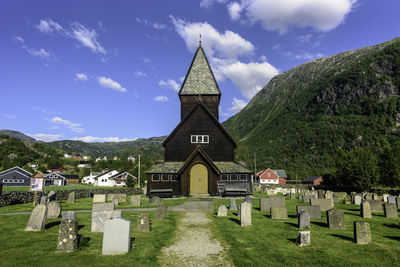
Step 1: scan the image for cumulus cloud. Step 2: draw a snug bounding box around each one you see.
[28,133,61,142]
[75,73,88,81]
[3,114,16,119]
[154,95,169,102]
[159,79,180,92]
[230,0,357,34]
[227,2,243,20]
[97,76,127,93]
[50,117,84,133]
[229,97,248,113]
[134,71,147,78]
[200,0,227,8]
[72,136,136,142]
[36,19,64,34]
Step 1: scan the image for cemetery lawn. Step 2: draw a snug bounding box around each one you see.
[0,197,188,214]
[0,210,182,267]
[211,197,400,267]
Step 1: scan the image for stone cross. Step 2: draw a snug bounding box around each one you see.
[102,218,131,255]
[25,204,47,231]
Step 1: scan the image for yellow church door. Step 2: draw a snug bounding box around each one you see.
[190,164,209,197]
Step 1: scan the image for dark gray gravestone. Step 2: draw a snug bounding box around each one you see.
[361,201,372,218]
[298,210,310,229]
[62,211,76,221]
[259,197,285,212]
[271,207,288,219]
[296,205,321,219]
[48,191,57,202]
[154,205,167,220]
[310,199,333,211]
[327,209,345,229]
[55,219,78,253]
[229,198,237,210]
[388,196,396,205]
[384,203,398,219]
[364,200,383,213]
[354,221,371,245]
[137,213,150,232]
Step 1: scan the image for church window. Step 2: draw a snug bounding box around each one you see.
[240,174,247,181]
[152,174,160,181]
[220,174,228,181]
[190,135,209,144]
[171,174,178,181]
[230,174,238,181]
[162,174,169,181]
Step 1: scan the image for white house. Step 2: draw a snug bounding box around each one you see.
[77,161,90,168]
[81,172,101,185]
[64,154,72,158]
[93,170,136,187]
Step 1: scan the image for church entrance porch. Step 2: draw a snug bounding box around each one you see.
[190,164,209,197]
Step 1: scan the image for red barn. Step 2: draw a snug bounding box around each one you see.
[302,176,323,185]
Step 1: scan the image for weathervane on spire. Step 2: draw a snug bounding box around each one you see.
[199,33,202,44]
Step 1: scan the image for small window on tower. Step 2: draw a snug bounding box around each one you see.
[203,135,209,143]
[191,135,197,143]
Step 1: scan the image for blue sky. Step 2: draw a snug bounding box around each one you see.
[0,0,399,142]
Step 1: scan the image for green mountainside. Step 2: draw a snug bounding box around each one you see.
[0,130,38,143]
[223,37,400,179]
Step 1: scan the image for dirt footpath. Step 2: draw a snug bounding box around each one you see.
[159,211,233,267]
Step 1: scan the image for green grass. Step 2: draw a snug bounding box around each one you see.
[0,197,188,214]
[0,210,182,266]
[211,197,400,266]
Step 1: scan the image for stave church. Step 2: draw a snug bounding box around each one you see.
[146,41,253,197]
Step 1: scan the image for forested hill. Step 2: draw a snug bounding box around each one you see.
[223,37,400,178]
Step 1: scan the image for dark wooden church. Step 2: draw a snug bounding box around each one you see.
[146,42,253,197]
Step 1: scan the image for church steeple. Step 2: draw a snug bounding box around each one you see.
[179,43,221,121]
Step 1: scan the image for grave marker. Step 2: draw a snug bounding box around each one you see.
[137,213,150,232]
[240,202,251,227]
[102,218,131,255]
[55,219,78,253]
[218,205,227,217]
[25,204,47,231]
[327,209,345,229]
[354,221,371,245]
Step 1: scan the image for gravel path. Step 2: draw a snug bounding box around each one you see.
[159,211,233,267]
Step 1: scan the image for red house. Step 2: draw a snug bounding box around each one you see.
[302,176,323,185]
[257,168,287,184]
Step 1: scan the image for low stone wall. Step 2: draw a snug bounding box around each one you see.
[0,188,143,207]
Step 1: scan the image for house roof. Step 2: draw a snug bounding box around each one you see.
[273,170,287,178]
[214,162,253,173]
[177,147,220,175]
[108,171,136,180]
[162,101,237,148]
[303,176,322,182]
[146,162,184,173]
[0,166,32,177]
[179,43,221,96]
[44,173,79,180]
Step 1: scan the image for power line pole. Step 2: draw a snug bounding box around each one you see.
[138,154,141,188]
[254,153,256,183]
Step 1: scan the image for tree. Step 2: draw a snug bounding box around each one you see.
[380,141,400,187]
[126,176,135,187]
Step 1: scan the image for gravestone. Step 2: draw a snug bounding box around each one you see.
[364,193,373,200]
[130,195,141,206]
[290,193,296,200]
[93,194,106,203]
[354,221,371,245]
[150,196,162,205]
[259,197,285,212]
[55,219,78,253]
[48,191,57,202]
[229,198,237,210]
[245,196,252,209]
[297,231,310,246]
[334,192,347,200]
[384,203,398,219]
[117,194,127,203]
[388,196,396,205]
[324,191,333,200]
[25,204,47,231]
[299,189,308,195]
[327,209,345,230]
[271,207,288,219]
[91,203,121,232]
[396,197,400,209]
[47,201,62,218]
[296,205,321,219]
[107,194,115,201]
[240,202,251,227]
[40,196,47,205]
[298,210,310,229]
[303,194,313,203]
[68,192,75,203]
[154,205,167,220]
[112,197,119,206]
[383,194,389,203]
[361,201,372,218]
[62,211,76,221]
[218,205,227,217]
[365,200,383,213]
[137,213,150,232]
[102,218,131,255]
[353,195,362,205]
[318,190,324,199]
[310,199,333,211]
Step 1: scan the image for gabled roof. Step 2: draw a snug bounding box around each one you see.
[109,171,136,180]
[44,172,78,180]
[303,176,322,182]
[145,162,184,174]
[162,101,236,148]
[177,147,220,175]
[0,166,32,177]
[273,170,287,178]
[179,43,221,96]
[214,162,253,173]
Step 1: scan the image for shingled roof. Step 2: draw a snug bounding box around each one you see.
[179,43,221,96]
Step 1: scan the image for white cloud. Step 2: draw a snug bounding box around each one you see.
[13,36,24,43]
[227,2,243,21]
[299,34,313,43]
[134,71,147,78]
[285,52,325,60]
[159,79,180,92]
[170,16,254,60]
[233,0,357,34]
[259,55,267,61]
[97,76,127,93]
[220,61,279,99]
[28,133,61,142]
[154,95,169,102]
[229,97,248,113]
[70,22,106,54]
[23,46,52,60]
[141,57,151,63]
[3,114,16,119]
[50,117,84,133]
[75,73,88,81]
[36,19,64,34]
[273,44,281,50]
[71,136,136,142]
[219,106,229,117]
[153,23,167,30]
[200,0,227,8]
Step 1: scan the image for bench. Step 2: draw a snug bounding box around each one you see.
[224,187,248,196]
[149,188,173,198]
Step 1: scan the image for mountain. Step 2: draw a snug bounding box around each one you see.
[0,130,38,143]
[223,37,400,178]
[48,136,166,157]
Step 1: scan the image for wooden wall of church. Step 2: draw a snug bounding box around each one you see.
[180,95,220,121]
